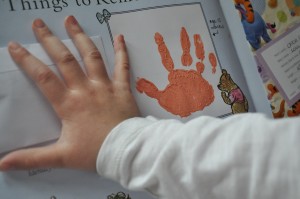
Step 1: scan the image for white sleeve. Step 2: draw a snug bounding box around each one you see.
[96,113,300,199]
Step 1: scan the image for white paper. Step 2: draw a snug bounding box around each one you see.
[0,36,108,155]
[0,168,154,198]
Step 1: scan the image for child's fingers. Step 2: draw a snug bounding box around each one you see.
[113,35,130,85]
[64,16,109,82]
[8,42,67,110]
[0,144,64,171]
[32,18,87,89]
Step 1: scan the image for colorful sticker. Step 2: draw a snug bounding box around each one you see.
[235,0,272,50]
[267,83,279,100]
[268,0,278,8]
[235,0,255,23]
[267,82,300,118]
[277,10,288,23]
[217,69,249,114]
[286,0,300,16]
[272,100,286,118]
[287,99,300,117]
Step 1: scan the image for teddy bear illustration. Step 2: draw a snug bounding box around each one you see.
[136,27,216,118]
[217,69,248,114]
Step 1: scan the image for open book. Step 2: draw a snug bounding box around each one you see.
[0,0,299,198]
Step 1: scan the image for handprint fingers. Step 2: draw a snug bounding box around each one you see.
[194,34,206,74]
[113,35,131,85]
[181,27,193,66]
[196,62,205,74]
[194,33,218,74]
[154,32,174,72]
[194,34,205,61]
[209,53,217,74]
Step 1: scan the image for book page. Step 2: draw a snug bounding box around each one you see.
[221,0,300,118]
[0,0,260,198]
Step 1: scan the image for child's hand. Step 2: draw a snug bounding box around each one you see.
[0,16,140,172]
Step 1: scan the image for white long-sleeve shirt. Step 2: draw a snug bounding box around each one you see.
[96,113,300,199]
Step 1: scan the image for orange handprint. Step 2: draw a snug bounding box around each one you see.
[136,27,216,117]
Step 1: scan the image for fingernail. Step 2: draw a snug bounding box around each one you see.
[33,19,45,28]
[119,35,125,43]
[8,42,21,51]
[68,15,78,25]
